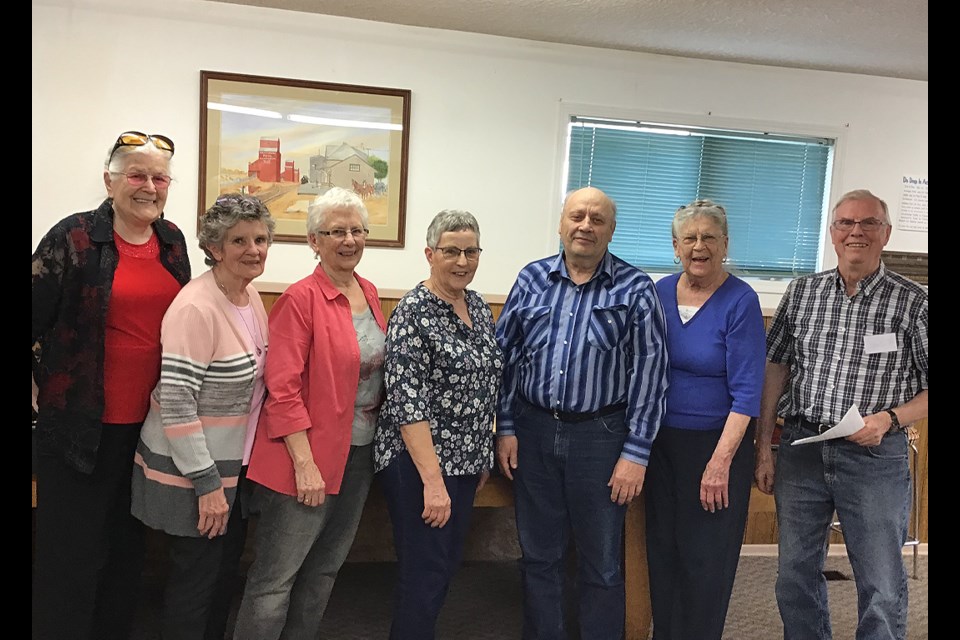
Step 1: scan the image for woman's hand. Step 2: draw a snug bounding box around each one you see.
[197,487,230,539]
[294,460,326,508]
[477,468,491,493]
[422,479,452,528]
[700,455,731,513]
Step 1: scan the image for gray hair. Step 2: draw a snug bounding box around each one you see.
[306,187,369,237]
[198,193,276,266]
[104,142,173,174]
[832,189,890,224]
[426,210,481,248]
[672,199,729,238]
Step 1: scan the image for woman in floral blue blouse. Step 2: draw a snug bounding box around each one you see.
[375,209,504,640]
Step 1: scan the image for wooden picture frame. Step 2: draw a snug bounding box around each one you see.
[199,70,411,247]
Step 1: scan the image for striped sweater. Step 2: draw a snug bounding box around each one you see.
[131,270,268,537]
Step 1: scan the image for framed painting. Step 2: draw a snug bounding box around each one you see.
[199,70,411,247]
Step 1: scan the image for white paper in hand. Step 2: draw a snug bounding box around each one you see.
[791,405,865,445]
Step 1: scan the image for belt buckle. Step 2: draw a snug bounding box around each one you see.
[817,423,830,435]
[552,408,560,420]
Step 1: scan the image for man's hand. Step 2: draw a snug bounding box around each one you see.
[754,447,776,495]
[496,435,519,480]
[847,411,893,448]
[607,458,646,505]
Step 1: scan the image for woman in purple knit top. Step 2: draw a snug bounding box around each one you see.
[645,199,767,640]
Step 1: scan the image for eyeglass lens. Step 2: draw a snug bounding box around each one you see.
[438,247,482,260]
[834,218,884,230]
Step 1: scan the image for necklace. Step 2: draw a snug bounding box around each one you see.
[234,304,263,357]
[213,269,231,296]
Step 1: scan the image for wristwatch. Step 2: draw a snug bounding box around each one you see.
[885,408,901,432]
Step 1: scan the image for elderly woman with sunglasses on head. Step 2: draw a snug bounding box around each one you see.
[374,210,504,640]
[644,199,766,640]
[32,131,191,640]
[233,187,388,640]
[130,193,274,640]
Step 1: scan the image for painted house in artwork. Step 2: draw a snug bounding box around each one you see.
[308,142,375,192]
[248,138,299,183]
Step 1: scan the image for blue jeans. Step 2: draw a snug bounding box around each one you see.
[774,422,911,640]
[512,399,628,640]
[232,444,374,640]
[379,450,481,640]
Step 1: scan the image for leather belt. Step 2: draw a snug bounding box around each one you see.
[524,397,627,423]
[791,416,833,435]
[790,415,904,435]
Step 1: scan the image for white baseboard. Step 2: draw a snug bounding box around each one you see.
[741,543,928,557]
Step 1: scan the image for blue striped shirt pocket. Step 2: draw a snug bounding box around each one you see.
[519,304,552,353]
[587,304,629,351]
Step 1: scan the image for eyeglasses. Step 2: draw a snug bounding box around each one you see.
[679,233,723,246]
[316,227,370,239]
[108,131,175,163]
[435,246,483,261]
[832,217,886,232]
[111,171,173,189]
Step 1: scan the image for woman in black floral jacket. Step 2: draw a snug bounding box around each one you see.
[32,131,191,640]
[374,209,504,640]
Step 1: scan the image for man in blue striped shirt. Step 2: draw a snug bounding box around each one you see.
[754,189,928,640]
[495,186,669,640]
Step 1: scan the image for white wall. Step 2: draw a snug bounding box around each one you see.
[33,0,928,309]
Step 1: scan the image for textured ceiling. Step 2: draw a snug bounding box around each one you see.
[208,0,928,81]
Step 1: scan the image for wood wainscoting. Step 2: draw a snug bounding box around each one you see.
[29,285,928,640]
[257,286,929,547]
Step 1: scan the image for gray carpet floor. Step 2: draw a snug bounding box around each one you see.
[133,552,928,639]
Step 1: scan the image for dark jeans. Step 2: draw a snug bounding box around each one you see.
[379,450,481,640]
[512,399,629,640]
[161,471,252,640]
[32,422,146,640]
[644,423,755,640]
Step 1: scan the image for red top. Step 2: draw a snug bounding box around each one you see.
[101,232,182,423]
[246,265,386,496]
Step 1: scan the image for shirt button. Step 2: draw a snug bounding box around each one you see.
[563,340,568,345]
[559,371,564,375]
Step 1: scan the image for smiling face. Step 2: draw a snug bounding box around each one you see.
[308,207,367,274]
[674,214,729,281]
[830,196,891,273]
[103,149,171,230]
[207,220,270,285]
[558,187,616,267]
[426,229,481,295]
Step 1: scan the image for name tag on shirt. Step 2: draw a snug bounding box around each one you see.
[863,332,898,354]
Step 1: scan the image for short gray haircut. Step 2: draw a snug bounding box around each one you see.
[306,187,369,236]
[832,189,890,224]
[425,210,481,248]
[562,187,618,221]
[672,199,729,239]
[198,193,275,266]
[104,142,173,175]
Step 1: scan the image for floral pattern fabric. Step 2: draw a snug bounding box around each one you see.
[374,283,504,476]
